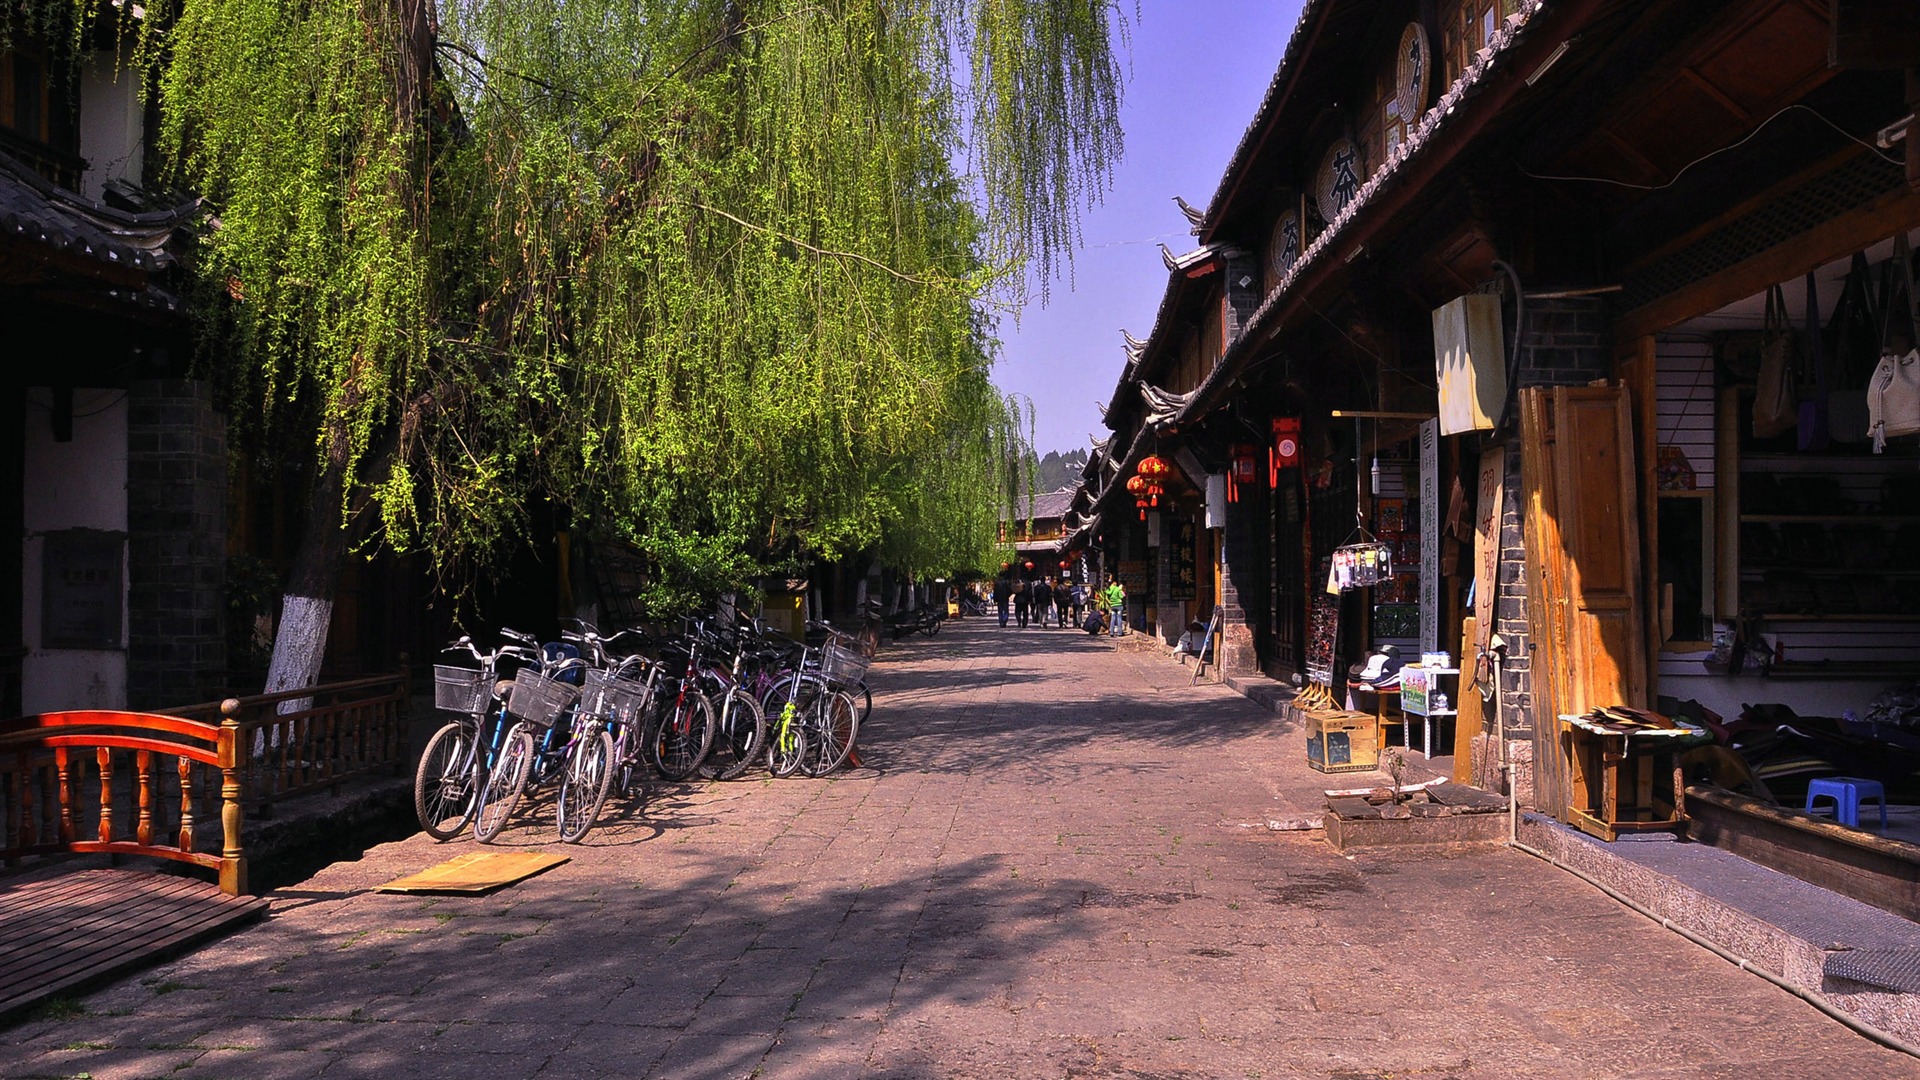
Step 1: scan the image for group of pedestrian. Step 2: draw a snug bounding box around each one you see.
[990,564,1125,636]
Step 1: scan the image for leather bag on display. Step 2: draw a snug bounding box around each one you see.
[1753,283,1798,439]
[1798,271,1830,451]
[1869,234,1920,452]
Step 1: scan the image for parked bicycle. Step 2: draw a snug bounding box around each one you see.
[415,633,539,841]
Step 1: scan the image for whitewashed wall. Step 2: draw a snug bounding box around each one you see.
[22,388,129,712]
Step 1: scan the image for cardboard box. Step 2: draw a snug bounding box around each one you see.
[1307,709,1379,773]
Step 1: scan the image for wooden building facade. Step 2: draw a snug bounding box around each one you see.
[1078,0,1920,817]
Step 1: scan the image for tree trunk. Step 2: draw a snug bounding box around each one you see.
[263,456,348,708]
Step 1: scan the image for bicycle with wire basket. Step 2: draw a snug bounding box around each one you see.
[765,620,864,778]
[554,664,650,842]
[473,663,582,843]
[415,634,539,842]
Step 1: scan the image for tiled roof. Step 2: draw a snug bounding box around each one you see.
[1173,0,1549,428]
[0,151,194,283]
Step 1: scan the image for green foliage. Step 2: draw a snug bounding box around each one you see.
[84,0,1126,615]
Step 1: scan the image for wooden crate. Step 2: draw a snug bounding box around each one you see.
[1308,709,1379,773]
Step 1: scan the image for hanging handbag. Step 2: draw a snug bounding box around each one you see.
[1798,270,1829,451]
[1825,252,1879,443]
[1868,233,1920,452]
[1753,283,1798,439]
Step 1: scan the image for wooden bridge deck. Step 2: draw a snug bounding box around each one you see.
[0,867,269,1022]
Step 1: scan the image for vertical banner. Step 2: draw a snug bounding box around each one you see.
[1419,419,1440,653]
[1474,446,1505,652]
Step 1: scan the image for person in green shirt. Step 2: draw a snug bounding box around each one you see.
[1101,580,1126,636]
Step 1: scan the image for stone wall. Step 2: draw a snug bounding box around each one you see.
[126,380,227,708]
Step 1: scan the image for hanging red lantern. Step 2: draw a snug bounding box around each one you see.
[1269,417,1301,486]
[1126,473,1152,520]
[1137,455,1170,481]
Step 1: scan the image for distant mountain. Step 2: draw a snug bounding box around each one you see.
[1035,449,1089,493]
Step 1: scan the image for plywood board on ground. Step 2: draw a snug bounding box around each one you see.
[376,852,570,894]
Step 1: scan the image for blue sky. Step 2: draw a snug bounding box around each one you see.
[993,0,1307,456]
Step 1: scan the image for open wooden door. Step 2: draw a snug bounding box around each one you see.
[1520,383,1648,821]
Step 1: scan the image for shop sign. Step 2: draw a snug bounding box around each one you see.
[1394,23,1431,136]
[1269,208,1301,280]
[1118,559,1153,600]
[1315,138,1362,222]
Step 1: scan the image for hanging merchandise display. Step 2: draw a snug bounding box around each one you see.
[1332,536,1394,591]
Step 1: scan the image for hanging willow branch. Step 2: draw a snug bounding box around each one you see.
[99,0,1125,611]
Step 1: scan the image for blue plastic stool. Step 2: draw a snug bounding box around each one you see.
[1805,777,1887,831]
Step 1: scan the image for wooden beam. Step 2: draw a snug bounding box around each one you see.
[1615,182,1920,339]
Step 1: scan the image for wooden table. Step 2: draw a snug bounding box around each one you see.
[1560,714,1692,841]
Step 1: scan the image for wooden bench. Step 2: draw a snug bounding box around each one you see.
[0,708,269,1020]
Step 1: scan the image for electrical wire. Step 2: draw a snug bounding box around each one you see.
[1517,103,1904,192]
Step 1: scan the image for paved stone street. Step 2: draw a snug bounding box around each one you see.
[6,619,1919,1079]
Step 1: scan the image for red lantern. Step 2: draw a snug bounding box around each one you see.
[1138,454,1170,481]
[1269,417,1301,486]
[1126,473,1152,520]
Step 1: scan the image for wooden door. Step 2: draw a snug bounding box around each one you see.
[1521,383,1648,821]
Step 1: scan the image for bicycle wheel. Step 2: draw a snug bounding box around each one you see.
[647,691,715,782]
[473,723,535,844]
[853,681,873,726]
[700,690,767,781]
[414,721,480,841]
[804,689,861,776]
[767,698,810,778]
[556,725,616,843]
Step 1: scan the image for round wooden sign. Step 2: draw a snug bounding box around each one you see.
[1269,208,1302,279]
[1315,138,1362,222]
[1395,22,1430,126]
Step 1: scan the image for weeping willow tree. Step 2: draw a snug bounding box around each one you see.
[86,0,1123,688]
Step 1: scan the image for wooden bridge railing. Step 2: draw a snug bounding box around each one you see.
[0,710,247,895]
[165,666,411,817]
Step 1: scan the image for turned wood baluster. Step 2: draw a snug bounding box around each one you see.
[97,746,113,844]
[321,706,336,782]
[219,699,247,896]
[136,749,153,848]
[178,755,195,853]
[56,747,73,846]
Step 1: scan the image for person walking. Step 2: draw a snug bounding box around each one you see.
[1012,574,1032,628]
[992,569,1013,628]
[1067,579,1087,630]
[1031,576,1054,628]
[1054,578,1073,629]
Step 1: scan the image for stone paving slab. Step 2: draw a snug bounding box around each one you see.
[4,618,1919,1077]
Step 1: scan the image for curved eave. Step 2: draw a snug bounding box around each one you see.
[1178,0,1569,427]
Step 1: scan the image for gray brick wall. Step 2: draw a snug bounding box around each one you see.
[126,380,227,708]
[1493,295,1609,760]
